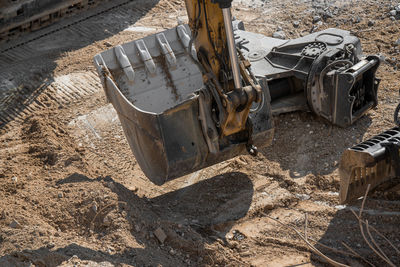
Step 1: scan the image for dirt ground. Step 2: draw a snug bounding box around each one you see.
[1,0,400,266]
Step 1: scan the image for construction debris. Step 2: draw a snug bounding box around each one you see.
[154,227,168,244]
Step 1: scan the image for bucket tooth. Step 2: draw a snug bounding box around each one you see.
[115,45,135,83]
[176,25,197,58]
[135,40,157,75]
[156,33,177,68]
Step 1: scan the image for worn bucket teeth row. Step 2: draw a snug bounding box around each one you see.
[339,127,400,204]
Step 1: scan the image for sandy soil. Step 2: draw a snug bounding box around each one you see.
[1,0,400,266]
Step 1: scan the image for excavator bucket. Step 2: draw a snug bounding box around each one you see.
[339,128,400,204]
[93,25,274,185]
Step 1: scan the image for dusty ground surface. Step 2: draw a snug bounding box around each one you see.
[1,0,400,266]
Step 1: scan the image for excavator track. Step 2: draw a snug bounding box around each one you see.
[0,0,158,133]
[0,0,142,53]
[1,0,115,44]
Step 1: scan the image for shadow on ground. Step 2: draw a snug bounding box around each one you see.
[0,171,253,266]
[312,197,400,266]
[261,112,373,179]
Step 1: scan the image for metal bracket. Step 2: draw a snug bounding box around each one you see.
[198,89,219,153]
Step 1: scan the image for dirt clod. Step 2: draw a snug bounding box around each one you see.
[9,220,21,229]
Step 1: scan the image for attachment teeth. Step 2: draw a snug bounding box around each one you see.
[136,40,157,75]
[339,127,400,204]
[115,45,135,83]
[156,33,177,68]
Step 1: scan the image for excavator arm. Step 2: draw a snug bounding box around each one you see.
[185,0,262,138]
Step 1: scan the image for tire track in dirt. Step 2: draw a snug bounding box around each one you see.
[0,71,102,132]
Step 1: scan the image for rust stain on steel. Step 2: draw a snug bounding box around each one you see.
[157,55,180,101]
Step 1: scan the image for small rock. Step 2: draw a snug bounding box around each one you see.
[335,205,346,210]
[293,171,301,177]
[313,15,321,23]
[10,220,21,229]
[389,10,397,16]
[293,21,300,28]
[11,176,17,183]
[390,16,396,21]
[58,192,63,198]
[134,224,141,232]
[92,203,98,213]
[295,193,311,200]
[276,26,283,31]
[154,227,167,244]
[47,242,55,249]
[395,38,400,46]
[233,231,245,241]
[310,25,318,33]
[272,31,286,40]
[368,20,375,27]
[103,41,112,47]
[103,216,111,227]
[324,162,329,168]
[322,11,333,20]
[309,131,314,134]
[169,248,176,255]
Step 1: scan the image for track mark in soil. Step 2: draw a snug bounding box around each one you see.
[0,71,102,132]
